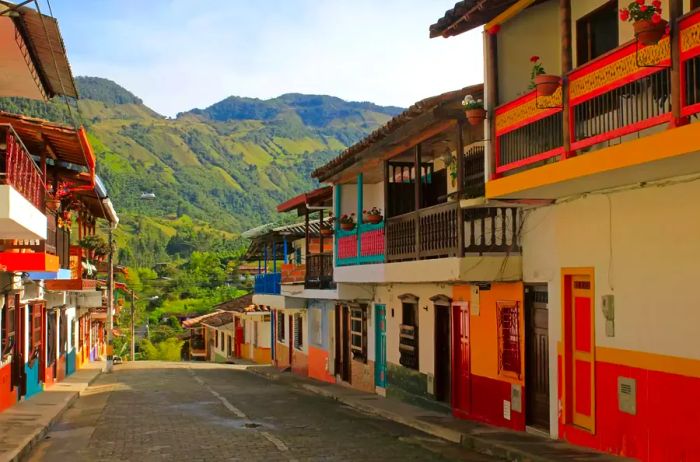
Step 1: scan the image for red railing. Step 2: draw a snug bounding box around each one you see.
[569,35,671,152]
[680,9,700,118]
[494,89,564,175]
[0,125,46,212]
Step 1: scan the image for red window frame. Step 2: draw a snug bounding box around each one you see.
[497,301,521,378]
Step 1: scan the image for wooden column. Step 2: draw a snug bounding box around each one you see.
[670,0,685,126]
[561,0,573,158]
[485,29,499,178]
[383,160,389,262]
[414,144,422,259]
[356,174,363,262]
[318,209,324,284]
[456,121,465,258]
[272,237,277,273]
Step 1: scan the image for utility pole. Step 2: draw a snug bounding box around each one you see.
[106,227,114,373]
[130,289,135,361]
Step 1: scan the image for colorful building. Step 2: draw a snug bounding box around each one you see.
[429,0,700,459]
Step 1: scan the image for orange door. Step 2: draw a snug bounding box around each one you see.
[568,274,595,432]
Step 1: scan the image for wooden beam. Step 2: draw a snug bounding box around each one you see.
[561,0,572,158]
[484,0,536,31]
[413,144,422,260]
[486,29,499,179]
[670,0,685,125]
[456,121,465,258]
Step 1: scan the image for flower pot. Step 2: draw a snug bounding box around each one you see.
[46,198,60,212]
[320,228,334,237]
[465,108,486,126]
[364,214,383,224]
[534,74,560,97]
[340,223,356,231]
[633,19,668,46]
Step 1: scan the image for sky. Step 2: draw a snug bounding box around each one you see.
[51,0,484,117]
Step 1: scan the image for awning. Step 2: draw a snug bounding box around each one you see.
[277,186,333,214]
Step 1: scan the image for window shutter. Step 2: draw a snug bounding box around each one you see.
[497,301,521,377]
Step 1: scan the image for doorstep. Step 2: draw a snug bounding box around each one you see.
[248,366,629,462]
[0,362,104,462]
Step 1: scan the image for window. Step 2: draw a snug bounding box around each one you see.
[30,303,42,362]
[497,301,521,377]
[576,1,618,65]
[59,310,67,355]
[253,322,259,346]
[192,328,205,350]
[399,296,419,370]
[1,295,15,357]
[215,329,219,348]
[293,313,303,350]
[276,312,285,342]
[227,335,232,355]
[309,308,322,346]
[295,248,302,265]
[350,305,367,362]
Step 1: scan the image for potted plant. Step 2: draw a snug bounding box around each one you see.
[620,0,667,46]
[320,214,334,237]
[79,235,111,262]
[363,207,383,224]
[46,181,71,212]
[57,210,72,230]
[462,94,486,126]
[530,56,560,97]
[339,213,356,231]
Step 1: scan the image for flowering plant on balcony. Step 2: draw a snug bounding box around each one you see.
[462,95,486,126]
[363,207,383,224]
[529,56,560,97]
[339,213,356,231]
[57,210,72,230]
[46,181,72,212]
[320,213,334,236]
[620,0,667,45]
[79,235,111,261]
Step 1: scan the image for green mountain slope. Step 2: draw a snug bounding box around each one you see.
[0,77,401,241]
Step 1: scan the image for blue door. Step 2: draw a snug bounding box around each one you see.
[374,304,387,388]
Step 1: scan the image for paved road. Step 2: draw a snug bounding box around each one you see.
[27,362,498,462]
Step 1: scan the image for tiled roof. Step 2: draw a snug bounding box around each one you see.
[214,293,253,312]
[429,0,519,38]
[312,85,483,182]
[201,311,234,328]
[182,311,222,328]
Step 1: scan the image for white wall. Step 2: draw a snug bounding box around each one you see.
[0,185,47,240]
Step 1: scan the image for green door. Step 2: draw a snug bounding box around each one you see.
[375,304,387,388]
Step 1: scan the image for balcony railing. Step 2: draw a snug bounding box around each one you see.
[386,203,521,262]
[336,222,385,266]
[492,18,700,175]
[0,125,46,212]
[305,253,335,290]
[0,214,70,269]
[681,10,700,118]
[254,272,281,295]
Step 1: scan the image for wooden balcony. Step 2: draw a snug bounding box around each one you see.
[254,272,281,295]
[493,11,700,183]
[0,214,70,273]
[336,222,385,266]
[305,253,335,290]
[0,124,46,213]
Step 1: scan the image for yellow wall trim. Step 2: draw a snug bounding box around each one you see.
[484,0,537,31]
[486,123,700,199]
[558,342,700,379]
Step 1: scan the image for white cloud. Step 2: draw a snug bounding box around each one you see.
[58,0,483,116]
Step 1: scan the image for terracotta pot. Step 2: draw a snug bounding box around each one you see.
[534,74,560,97]
[320,228,334,237]
[340,222,355,231]
[633,19,668,46]
[364,214,383,224]
[46,198,60,212]
[465,108,486,126]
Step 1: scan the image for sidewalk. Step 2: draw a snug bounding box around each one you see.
[0,362,104,462]
[248,366,628,462]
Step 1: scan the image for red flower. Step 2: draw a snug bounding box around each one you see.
[652,0,661,7]
[619,9,630,21]
[640,5,647,12]
[652,13,662,24]
[636,0,644,4]
[530,55,540,63]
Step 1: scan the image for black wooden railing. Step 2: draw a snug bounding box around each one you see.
[462,144,485,199]
[386,203,520,262]
[305,253,335,290]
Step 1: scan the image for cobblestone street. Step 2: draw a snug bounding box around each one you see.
[26,362,498,462]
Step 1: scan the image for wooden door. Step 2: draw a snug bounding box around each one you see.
[374,305,387,388]
[234,321,243,358]
[341,306,351,382]
[451,302,470,418]
[525,285,550,431]
[434,306,451,403]
[566,274,595,432]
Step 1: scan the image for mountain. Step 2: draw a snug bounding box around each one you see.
[0,77,402,264]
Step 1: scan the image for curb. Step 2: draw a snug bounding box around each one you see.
[8,367,103,462]
[248,367,624,462]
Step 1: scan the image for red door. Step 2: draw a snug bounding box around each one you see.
[234,319,243,358]
[451,302,471,418]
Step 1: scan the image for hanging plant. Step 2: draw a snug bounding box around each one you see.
[620,0,667,46]
[530,56,560,97]
[461,94,486,126]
